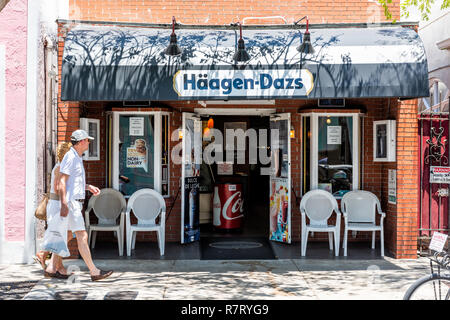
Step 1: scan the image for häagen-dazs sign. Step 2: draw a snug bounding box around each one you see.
[173,69,314,98]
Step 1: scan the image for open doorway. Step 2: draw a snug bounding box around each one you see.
[181,110,292,260]
[198,115,271,238]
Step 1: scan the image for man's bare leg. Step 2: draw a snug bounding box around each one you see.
[74,230,101,276]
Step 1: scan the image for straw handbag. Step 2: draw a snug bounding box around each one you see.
[35,193,49,221]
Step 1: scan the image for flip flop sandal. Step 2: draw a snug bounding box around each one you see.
[32,255,47,270]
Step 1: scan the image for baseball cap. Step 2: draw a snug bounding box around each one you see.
[71,129,94,142]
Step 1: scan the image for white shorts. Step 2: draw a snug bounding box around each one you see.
[68,200,86,233]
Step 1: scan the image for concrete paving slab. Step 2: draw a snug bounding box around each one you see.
[0,255,436,300]
[292,257,432,300]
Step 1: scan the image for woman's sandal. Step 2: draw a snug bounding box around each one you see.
[32,254,47,270]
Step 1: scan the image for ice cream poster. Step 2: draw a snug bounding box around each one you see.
[126,139,148,172]
[269,178,291,243]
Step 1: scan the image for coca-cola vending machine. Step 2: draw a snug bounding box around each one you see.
[213,183,244,230]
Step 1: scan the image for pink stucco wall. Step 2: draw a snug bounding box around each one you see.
[0,0,28,241]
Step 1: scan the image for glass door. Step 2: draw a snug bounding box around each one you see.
[269,113,291,243]
[181,113,202,244]
[117,114,154,196]
[301,113,360,197]
[317,115,354,197]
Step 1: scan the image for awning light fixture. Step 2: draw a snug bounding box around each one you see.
[233,22,251,62]
[165,16,182,56]
[297,17,314,55]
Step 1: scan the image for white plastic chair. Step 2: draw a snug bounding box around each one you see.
[340,190,386,257]
[126,188,166,256]
[84,188,126,256]
[300,190,341,257]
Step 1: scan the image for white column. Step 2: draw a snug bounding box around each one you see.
[310,113,318,190]
[154,114,162,193]
[24,0,41,263]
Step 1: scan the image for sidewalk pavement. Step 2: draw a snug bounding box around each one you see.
[0,256,433,300]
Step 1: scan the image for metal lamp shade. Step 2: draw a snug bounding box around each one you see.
[233,38,250,62]
[297,32,314,55]
[165,33,182,56]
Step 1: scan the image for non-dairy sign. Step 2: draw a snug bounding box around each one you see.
[430,166,450,184]
[173,69,314,98]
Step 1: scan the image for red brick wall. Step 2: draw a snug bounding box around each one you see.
[394,100,419,258]
[69,0,400,24]
[58,99,419,259]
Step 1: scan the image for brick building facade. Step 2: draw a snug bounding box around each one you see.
[57,0,425,259]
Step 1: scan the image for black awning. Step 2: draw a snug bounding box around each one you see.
[61,24,429,101]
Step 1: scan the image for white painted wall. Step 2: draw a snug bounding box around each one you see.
[419,12,450,89]
[403,1,450,91]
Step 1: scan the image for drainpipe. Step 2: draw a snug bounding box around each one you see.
[43,35,56,189]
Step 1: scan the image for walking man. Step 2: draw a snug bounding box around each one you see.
[59,129,113,281]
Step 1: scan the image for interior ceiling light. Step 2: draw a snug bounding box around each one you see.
[290,125,296,139]
[207,118,214,129]
[164,16,182,56]
[297,17,314,55]
[233,22,251,62]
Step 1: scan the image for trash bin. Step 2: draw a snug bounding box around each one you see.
[213,183,244,230]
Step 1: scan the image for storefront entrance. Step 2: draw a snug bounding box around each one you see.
[180,110,292,246]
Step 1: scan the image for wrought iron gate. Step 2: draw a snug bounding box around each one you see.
[419,107,450,253]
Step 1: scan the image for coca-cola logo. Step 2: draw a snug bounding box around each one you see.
[222,191,244,220]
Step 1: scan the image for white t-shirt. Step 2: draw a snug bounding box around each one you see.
[59,147,86,201]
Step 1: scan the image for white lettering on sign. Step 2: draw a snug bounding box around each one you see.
[430,166,450,184]
[222,191,244,221]
[173,69,314,98]
[429,231,448,252]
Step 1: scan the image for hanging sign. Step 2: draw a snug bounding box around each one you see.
[173,69,314,98]
[129,117,144,136]
[430,166,450,184]
[217,162,233,175]
[327,126,341,145]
